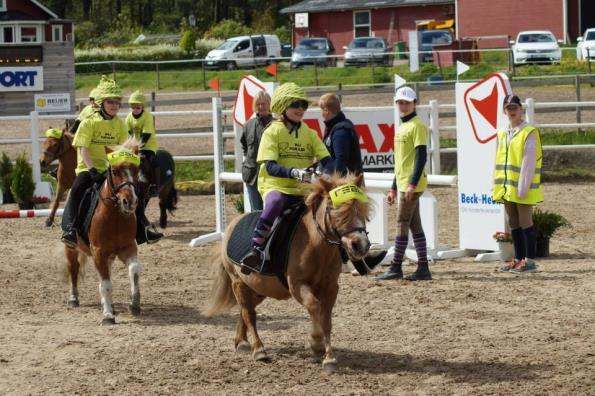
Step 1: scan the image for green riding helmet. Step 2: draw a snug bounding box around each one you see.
[270,82,309,115]
[128,90,146,106]
[93,75,123,104]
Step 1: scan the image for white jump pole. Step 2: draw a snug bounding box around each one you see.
[0,208,64,219]
[189,97,225,247]
[30,111,41,184]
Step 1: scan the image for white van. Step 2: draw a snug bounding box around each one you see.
[205,35,281,70]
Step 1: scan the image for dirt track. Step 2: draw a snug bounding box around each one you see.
[0,182,593,395]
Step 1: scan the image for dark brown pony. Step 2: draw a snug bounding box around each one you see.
[204,173,371,373]
[137,150,178,228]
[63,138,142,325]
[40,130,76,227]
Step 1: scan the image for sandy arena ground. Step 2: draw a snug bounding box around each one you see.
[0,182,593,395]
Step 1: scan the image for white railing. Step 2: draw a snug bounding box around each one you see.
[0,98,593,185]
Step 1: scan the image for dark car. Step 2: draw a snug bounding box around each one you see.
[343,37,392,67]
[290,38,336,68]
[419,29,453,62]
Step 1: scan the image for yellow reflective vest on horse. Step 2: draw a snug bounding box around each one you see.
[493,124,543,205]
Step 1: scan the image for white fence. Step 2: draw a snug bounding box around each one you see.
[0,99,594,186]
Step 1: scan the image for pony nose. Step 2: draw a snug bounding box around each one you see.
[351,237,370,256]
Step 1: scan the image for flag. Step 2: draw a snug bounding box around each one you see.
[265,63,278,80]
[208,76,220,95]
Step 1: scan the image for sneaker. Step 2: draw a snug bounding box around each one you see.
[241,247,264,275]
[405,268,432,281]
[510,259,538,273]
[61,229,78,248]
[498,259,520,272]
[374,267,403,281]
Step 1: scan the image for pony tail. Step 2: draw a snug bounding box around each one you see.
[203,247,237,316]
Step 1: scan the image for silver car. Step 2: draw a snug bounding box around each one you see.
[343,37,392,67]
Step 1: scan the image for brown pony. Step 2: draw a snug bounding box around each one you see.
[63,138,142,325]
[204,173,371,373]
[40,130,76,227]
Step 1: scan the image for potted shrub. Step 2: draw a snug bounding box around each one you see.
[532,209,570,257]
[10,154,35,210]
[493,231,513,261]
[0,152,14,204]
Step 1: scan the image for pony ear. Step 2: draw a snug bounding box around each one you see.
[354,173,364,188]
[105,147,113,154]
[318,175,334,192]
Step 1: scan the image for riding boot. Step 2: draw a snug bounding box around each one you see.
[375,235,407,281]
[135,199,163,244]
[405,232,432,281]
[49,168,58,179]
[241,218,272,274]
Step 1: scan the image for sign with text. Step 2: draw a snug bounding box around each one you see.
[34,93,70,112]
[233,75,275,126]
[456,73,511,250]
[0,66,43,92]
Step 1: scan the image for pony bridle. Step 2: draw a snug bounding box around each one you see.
[103,165,136,205]
[43,134,71,162]
[313,203,368,247]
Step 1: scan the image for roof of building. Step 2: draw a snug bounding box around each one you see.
[280,0,454,14]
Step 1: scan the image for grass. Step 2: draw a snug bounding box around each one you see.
[175,159,234,182]
[438,130,595,149]
[75,47,594,92]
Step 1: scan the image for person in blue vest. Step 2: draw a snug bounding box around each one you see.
[493,94,543,273]
[318,93,387,275]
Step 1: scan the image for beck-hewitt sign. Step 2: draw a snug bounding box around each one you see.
[0,66,43,92]
[233,75,275,126]
[456,73,512,251]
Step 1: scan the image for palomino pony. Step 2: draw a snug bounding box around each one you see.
[63,138,143,325]
[204,173,371,373]
[40,129,76,227]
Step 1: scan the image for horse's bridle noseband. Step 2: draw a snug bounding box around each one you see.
[313,204,368,247]
[102,166,136,205]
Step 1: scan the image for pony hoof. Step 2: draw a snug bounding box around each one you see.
[322,358,338,374]
[235,342,251,354]
[45,219,53,227]
[101,317,116,326]
[160,220,167,229]
[67,300,80,308]
[129,304,141,316]
[253,349,269,362]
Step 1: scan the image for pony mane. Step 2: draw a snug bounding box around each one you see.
[305,173,372,230]
[110,135,143,153]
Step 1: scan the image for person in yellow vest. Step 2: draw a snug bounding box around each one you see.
[69,87,100,135]
[493,95,543,273]
[126,90,160,197]
[241,82,332,273]
[61,76,163,247]
[376,86,431,281]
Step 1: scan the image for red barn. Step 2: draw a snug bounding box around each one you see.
[281,0,593,51]
[0,0,73,43]
[281,0,456,54]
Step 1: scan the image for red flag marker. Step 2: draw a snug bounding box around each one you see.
[265,63,278,80]
[208,76,221,96]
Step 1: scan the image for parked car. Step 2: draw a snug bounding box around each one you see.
[290,37,336,68]
[577,28,595,61]
[511,31,562,66]
[419,29,454,62]
[343,37,392,67]
[205,35,281,70]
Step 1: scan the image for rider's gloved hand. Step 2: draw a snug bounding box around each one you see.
[290,168,313,183]
[88,167,103,182]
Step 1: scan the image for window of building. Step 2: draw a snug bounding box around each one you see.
[20,26,40,42]
[353,10,371,38]
[0,0,6,12]
[52,25,63,42]
[1,26,14,43]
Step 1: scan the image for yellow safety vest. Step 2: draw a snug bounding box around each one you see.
[493,124,543,205]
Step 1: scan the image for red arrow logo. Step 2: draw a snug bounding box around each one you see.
[470,82,498,129]
[242,86,254,121]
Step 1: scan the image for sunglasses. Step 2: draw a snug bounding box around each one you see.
[288,100,309,110]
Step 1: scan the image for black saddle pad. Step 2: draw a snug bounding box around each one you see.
[226,202,307,287]
[156,149,175,184]
[61,183,101,245]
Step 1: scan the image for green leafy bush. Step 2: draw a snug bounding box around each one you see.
[0,152,14,203]
[533,209,570,239]
[10,154,35,209]
[179,30,196,54]
[205,19,250,40]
